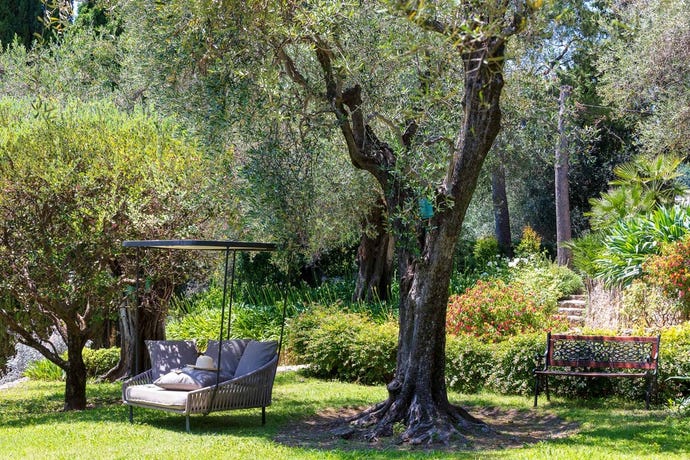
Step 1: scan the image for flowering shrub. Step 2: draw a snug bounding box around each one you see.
[644,234,690,319]
[446,279,562,341]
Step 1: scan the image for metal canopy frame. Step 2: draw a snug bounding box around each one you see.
[123,239,280,382]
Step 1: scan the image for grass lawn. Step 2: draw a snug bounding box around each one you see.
[1,372,688,459]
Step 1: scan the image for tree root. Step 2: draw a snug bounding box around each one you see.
[348,397,487,445]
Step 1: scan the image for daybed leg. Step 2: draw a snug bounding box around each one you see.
[186,415,191,433]
[129,406,133,424]
[262,406,266,426]
[534,373,539,408]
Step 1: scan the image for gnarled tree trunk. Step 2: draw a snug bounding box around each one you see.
[276,2,524,444]
[353,196,394,302]
[308,37,507,443]
[63,333,88,411]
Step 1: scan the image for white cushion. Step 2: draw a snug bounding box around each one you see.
[125,384,190,410]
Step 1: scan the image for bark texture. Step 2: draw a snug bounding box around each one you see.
[353,196,394,302]
[64,334,88,410]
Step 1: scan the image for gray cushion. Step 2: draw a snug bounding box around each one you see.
[145,340,198,380]
[234,340,277,378]
[154,368,219,390]
[205,339,249,381]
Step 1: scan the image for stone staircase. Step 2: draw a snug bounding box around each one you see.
[557,294,587,325]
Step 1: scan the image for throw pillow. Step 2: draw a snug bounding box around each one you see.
[145,340,198,380]
[233,340,278,378]
[205,339,249,381]
[154,368,219,390]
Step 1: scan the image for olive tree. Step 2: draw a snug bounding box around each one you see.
[0,98,215,409]
[266,0,537,443]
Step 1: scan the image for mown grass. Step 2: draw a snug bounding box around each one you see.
[0,372,688,459]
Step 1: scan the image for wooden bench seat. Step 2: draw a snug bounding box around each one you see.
[534,333,660,409]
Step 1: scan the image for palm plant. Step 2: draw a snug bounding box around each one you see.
[588,153,687,231]
[596,206,690,286]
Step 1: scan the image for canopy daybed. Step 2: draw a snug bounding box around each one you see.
[120,240,282,432]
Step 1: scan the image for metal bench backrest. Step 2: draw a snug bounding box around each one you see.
[547,333,660,370]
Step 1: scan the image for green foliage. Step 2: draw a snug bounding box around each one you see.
[167,300,296,350]
[510,257,584,309]
[0,0,43,50]
[596,206,690,286]
[0,97,214,408]
[24,347,120,381]
[445,335,493,394]
[473,236,500,267]
[487,333,545,396]
[588,154,687,231]
[620,280,684,328]
[82,347,120,377]
[599,0,690,160]
[24,359,65,381]
[645,234,690,318]
[289,307,397,385]
[515,226,542,258]
[165,307,220,352]
[565,231,605,278]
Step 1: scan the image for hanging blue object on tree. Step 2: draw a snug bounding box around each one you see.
[419,197,434,219]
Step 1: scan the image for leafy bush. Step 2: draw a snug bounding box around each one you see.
[82,347,120,377]
[24,359,64,381]
[657,323,690,403]
[485,333,544,396]
[446,279,559,341]
[445,335,493,394]
[510,257,584,309]
[645,234,690,319]
[289,307,397,385]
[473,236,500,267]
[596,206,690,287]
[167,284,302,350]
[24,347,120,381]
[515,226,542,258]
[288,305,690,406]
[620,280,683,328]
[166,307,222,351]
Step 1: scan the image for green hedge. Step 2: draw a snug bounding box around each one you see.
[289,307,396,385]
[24,347,120,381]
[291,309,690,405]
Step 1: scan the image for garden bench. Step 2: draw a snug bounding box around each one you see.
[534,333,660,409]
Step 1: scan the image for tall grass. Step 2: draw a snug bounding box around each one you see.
[167,278,399,348]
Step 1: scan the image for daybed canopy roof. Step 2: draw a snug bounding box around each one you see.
[123,239,276,252]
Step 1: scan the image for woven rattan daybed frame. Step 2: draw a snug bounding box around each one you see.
[120,240,283,432]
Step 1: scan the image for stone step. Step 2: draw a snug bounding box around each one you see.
[566,315,585,323]
[566,294,587,301]
[558,299,587,308]
[558,307,586,315]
